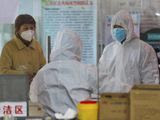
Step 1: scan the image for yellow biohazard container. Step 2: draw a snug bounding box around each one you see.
[77,100,98,120]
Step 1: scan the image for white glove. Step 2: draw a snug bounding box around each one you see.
[55,108,77,120]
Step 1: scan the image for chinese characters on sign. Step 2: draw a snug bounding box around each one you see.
[0,102,27,117]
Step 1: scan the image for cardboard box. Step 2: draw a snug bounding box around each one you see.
[29,101,45,117]
[130,85,160,120]
[99,93,129,120]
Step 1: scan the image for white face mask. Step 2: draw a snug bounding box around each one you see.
[20,30,34,41]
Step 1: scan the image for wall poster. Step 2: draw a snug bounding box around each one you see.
[42,0,97,64]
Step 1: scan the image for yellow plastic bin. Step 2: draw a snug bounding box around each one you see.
[77,100,98,120]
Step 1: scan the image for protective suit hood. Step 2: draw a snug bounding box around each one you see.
[111,10,137,43]
[30,29,97,118]
[50,29,82,62]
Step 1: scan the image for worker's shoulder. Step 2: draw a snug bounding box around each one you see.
[103,42,115,52]
[33,39,42,48]
[3,38,17,50]
[34,40,40,44]
[139,39,154,48]
[138,39,155,53]
[33,39,41,45]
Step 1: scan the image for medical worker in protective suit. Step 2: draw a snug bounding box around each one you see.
[99,10,159,93]
[30,29,97,119]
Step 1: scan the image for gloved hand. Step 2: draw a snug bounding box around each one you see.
[55,108,77,120]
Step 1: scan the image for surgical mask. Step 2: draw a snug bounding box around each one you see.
[112,28,126,43]
[20,30,34,41]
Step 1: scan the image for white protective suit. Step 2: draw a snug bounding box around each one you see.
[30,29,97,118]
[99,10,159,93]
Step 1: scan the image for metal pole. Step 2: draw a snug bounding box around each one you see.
[48,36,51,63]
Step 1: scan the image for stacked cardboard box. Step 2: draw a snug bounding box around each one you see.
[29,101,45,117]
[99,85,160,120]
[99,93,129,120]
[130,85,160,120]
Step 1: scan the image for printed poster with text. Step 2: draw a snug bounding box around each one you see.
[42,0,97,64]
